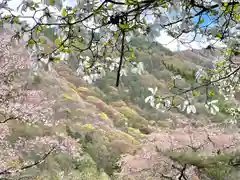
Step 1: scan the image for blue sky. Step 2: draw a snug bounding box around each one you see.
[193,14,211,27]
[193,12,217,29]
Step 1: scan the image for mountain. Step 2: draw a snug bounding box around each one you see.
[0,29,240,180]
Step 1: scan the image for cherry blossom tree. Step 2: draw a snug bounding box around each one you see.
[0,29,82,179]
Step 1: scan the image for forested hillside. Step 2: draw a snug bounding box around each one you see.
[0,0,240,179]
[0,27,240,180]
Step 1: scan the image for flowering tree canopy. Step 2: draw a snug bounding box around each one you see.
[0,1,239,119]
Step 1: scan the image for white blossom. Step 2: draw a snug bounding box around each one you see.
[187,104,196,114]
[59,52,70,61]
[172,75,182,80]
[145,95,155,107]
[145,87,158,107]
[131,62,144,75]
[83,75,93,84]
[164,99,171,108]
[156,103,161,109]
[205,100,219,115]
[195,69,207,82]
[120,68,128,76]
[148,87,158,95]
[182,100,196,114]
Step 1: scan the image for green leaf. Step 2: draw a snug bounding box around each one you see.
[114,33,118,39]
[162,4,168,8]
[93,9,100,15]
[172,99,177,105]
[216,33,222,39]
[108,4,114,9]
[50,0,55,5]
[28,39,35,45]
[216,61,224,67]
[72,8,77,13]
[125,0,137,5]
[237,15,240,21]
[209,91,215,97]
[13,17,20,24]
[54,57,61,61]
[130,52,135,60]
[192,91,200,97]
[143,18,147,25]
[226,49,232,55]
[199,18,205,24]
[36,26,43,33]
[62,8,67,17]
[62,48,72,53]
[30,7,36,11]
[120,24,129,29]
[35,3,40,8]
[55,39,61,46]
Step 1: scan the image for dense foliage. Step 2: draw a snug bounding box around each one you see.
[0,0,239,179]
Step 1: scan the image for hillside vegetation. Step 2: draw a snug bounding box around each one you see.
[0,31,240,180]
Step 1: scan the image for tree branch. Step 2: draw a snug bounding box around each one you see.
[0,147,56,176]
[116,30,125,87]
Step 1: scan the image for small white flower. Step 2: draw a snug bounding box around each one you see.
[173,75,182,80]
[59,52,69,61]
[205,100,219,115]
[145,96,155,107]
[182,100,196,114]
[195,69,207,82]
[99,68,106,77]
[131,62,144,75]
[149,100,155,107]
[187,104,196,114]
[120,68,128,76]
[106,57,111,61]
[109,63,116,71]
[131,67,137,74]
[40,56,49,64]
[156,103,161,109]
[76,66,84,76]
[85,56,90,61]
[83,75,93,84]
[23,33,29,42]
[210,99,218,104]
[164,99,171,108]
[145,96,151,103]
[148,87,158,95]
[176,104,181,110]
[182,100,189,111]
[32,60,40,71]
[125,35,131,42]
[113,57,120,63]
[145,87,158,107]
